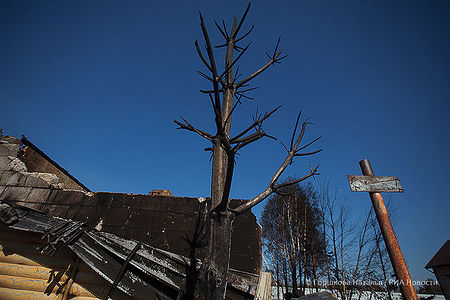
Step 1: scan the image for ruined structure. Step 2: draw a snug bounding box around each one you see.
[0,132,270,299]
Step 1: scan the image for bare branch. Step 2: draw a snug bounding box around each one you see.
[234,66,241,81]
[234,91,254,100]
[199,12,218,76]
[200,89,223,94]
[238,86,259,93]
[217,152,235,210]
[235,25,254,43]
[236,37,287,88]
[294,149,322,157]
[198,71,214,82]
[223,94,243,126]
[174,117,213,141]
[280,141,289,153]
[233,131,277,152]
[233,163,319,215]
[234,45,243,52]
[297,136,322,152]
[236,50,284,88]
[273,165,320,190]
[195,40,212,72]
[214,43,227,49]
[200,12,224,122]
[231,131,266,144]
[267,121,308,187]
[219,42,252,80]
[229,17,238,40]
[232,116,320,215]
[214,20,228,41]
[208,94,223,133]
[232,2,251,39]
[272,36,281,65]
[222,20,229,39]
[290,111,302,150]
[230,105,281,143]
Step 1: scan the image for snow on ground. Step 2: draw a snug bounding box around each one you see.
[270,287,445,299]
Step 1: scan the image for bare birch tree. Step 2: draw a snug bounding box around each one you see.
[319,186,399,300]
[174,3,321,299]
[261,181,326,298]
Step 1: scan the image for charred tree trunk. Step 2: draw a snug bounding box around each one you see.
[203,18,237,300]
[202,210,235,298]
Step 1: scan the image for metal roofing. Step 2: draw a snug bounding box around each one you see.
[425,240,450,269]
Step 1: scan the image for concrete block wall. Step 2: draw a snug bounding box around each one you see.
[1,135,63,208]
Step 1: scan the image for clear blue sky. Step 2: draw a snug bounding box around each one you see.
[1,1,449,282]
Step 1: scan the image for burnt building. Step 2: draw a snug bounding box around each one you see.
[0,132,271,299]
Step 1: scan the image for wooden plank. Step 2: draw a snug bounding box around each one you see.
[347,175,403,192]
[255,272,272,300]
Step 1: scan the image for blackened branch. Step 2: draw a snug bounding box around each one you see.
[294,149,322,157]
[236,37,287,89]
[195,41,212,72]
[235,25,254,43]
[198,71,214,82]
[224,94,243,127]
[233,131,277,152]
[214,20,229,41]
[222,20,229,39]
[232,115,320,215]
[238,86,259,93]
[273,165,320,190]
[199,12,224,116]
[208,94,223,134]
[174,117,213,141]
[234,91,254,100]
[219,41,252,80]
[218,151,236,210]
[290,111,302,150]
[200,89,223,94]
[232,2,251,39]
[199,12,218,77]
[297,136,321,152]
[230,105,281,143]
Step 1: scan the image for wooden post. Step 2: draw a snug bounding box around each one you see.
[348,159,418,300]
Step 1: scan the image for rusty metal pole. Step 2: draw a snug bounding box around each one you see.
[359,159,418,300]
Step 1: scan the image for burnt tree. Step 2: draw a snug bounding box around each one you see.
[174,3,321,299]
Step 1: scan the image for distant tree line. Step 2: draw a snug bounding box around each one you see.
[261,180,409,300]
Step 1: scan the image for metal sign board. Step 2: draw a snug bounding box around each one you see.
[347,175,403,193]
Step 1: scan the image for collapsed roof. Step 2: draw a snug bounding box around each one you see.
[0,132,268,299]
